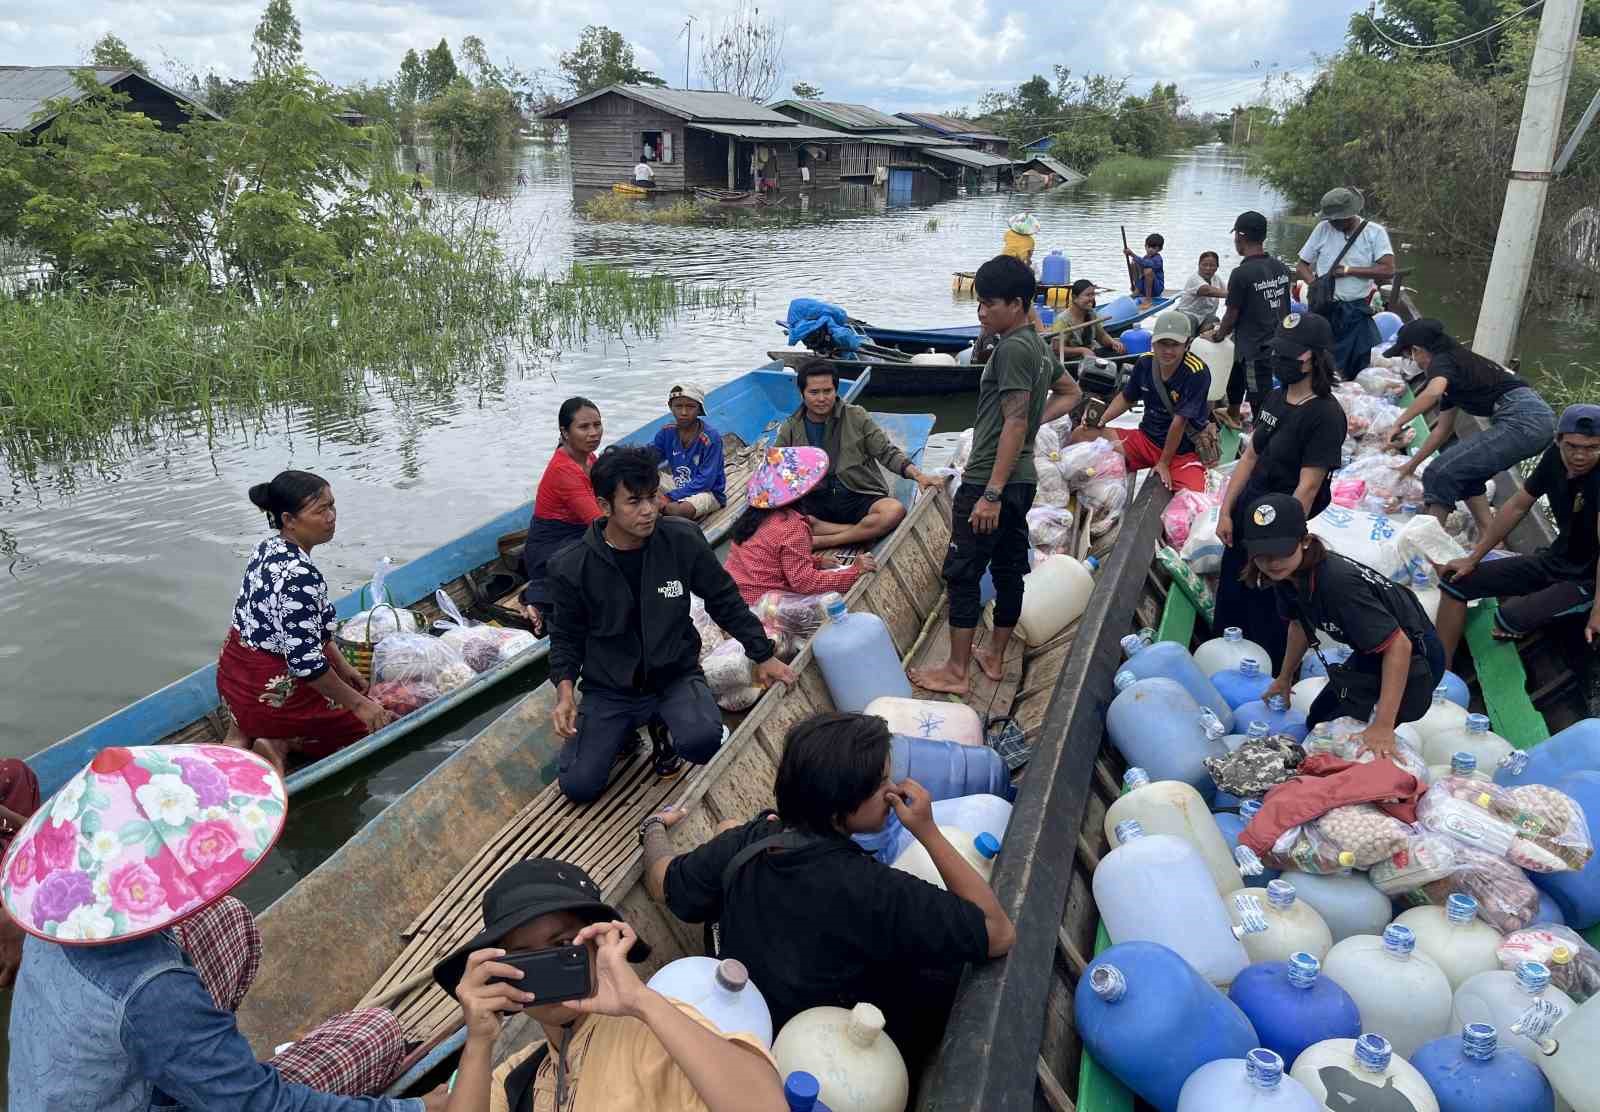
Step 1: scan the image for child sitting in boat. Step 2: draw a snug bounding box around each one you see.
[724,446,877,605]
[1124,231,1166,309]
[435,858,785,1112]
[521,397,605,636]
[652,383,726,522]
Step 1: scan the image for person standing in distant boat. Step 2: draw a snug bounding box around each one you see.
[520,397,605,636]
[1295,187,1394,380]
[652,383,726,522]
[216,471,393,775]
[1208,210,1293,430]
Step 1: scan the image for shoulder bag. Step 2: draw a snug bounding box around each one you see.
[1307,220,1369,316]
[1151,358,1221,466]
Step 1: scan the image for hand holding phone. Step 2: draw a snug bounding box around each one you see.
[487,944,594,1007]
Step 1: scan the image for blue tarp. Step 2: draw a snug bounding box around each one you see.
[785,298,863,352]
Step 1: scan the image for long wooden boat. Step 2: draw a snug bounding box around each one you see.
[694,186,771,207]
[24,366,868,803]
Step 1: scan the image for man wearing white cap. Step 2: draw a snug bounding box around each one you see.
[652,382,726,521]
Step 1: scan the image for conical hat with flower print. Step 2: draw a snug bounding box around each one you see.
[746,445,829,510]
[0,745,286,945]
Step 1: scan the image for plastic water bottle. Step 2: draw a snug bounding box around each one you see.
[647,957,774,1048]
[1412,1024,1555,1112]
[1518,991,1600,1111]
[1107,671,1227,802]
[1422,712,1514,773]
[1289,1034,1440,1112]
[813,593,910,713]
[1231,694,1308,744]
[1119,635,1234,732]
[1453,960,1577,1068]
[1227,953,1361,1070]
[1532,771,1600,928]
[784,1072,834,1112]
[1094,820,1258,987]
[1283,869,1392,943]
[1322,925,1454,1057]
[1229,881,1334,965]
[1106,768,1250,897]
[1394,893,1505,990]
[1074,941,1260,1112]
[890,828,1000,889]
[1178,1048,1320,1110]
[1214,799,1278,889]
[1195,626,1270,678]
[1214,658,1274,711]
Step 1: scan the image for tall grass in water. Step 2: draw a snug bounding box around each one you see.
[1083,155,1173,192]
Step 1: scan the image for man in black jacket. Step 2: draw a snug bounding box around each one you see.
[548,447,795,803]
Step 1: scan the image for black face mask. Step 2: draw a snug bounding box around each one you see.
[1272,354,1308,385]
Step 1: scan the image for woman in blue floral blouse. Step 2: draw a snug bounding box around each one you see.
[216,471,393,772]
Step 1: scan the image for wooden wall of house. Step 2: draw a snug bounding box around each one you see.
[840,142,924,179]
[800,145,843,189]
[563,94,686,191]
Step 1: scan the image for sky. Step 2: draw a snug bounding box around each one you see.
[11,1,1371,116]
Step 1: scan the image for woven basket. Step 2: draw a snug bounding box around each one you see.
[334,600,415,682]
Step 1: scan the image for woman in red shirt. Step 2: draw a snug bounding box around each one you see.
[521,397,604,634]
[725,446,876,606]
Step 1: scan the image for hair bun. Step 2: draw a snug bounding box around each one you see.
[248,483,273,511]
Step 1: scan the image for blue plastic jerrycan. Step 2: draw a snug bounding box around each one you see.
[1411,1024,1554,1112]
[1497,718,1600,789]
[1041,250,1070,287]
[1120,634,1234,732]
[1108,671,1228,803]
[1532,771,1600,929]
[812,593,911,713]
[1215,658,1273,711]
[1228,953,1361,1071]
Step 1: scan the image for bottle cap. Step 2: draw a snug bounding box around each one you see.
[1266,694,1287,712]
[975,832,1001,860]
[1266,879,1296,909]
[1433,683,1450,703]
[1235,845,1265,876]
[1247,721,1270,739]
[1114,670,1138,692]
[1113,819,1144,843]
[1240,657,1260,676]
[1451,751,1478,775]
[1122,767,1151,790]
[1461,1023,1497,1062]
[1551,945,1573,966]
[1337,850,1356,867]
[715,959,750,993]
[1382,923,1416,958]
[1354,1033,1392,1074]
[1089,963,1127,1003]
[784,1072,822,1111]
[1085,555,1100,572]
[1246,1048,1284,1090]
[1120,634,1145,658]
[822,593,847,621]
[845,1003,886,1047]
[1466,713,1491,733]
[1413,569,1430,585]
[1517,960,1552,996]
[1287,951,1320,989]
[1224,627,1243,642]
[1198,707,1226,740]
[1446,893,1479,925]
[1239,799,1263,819]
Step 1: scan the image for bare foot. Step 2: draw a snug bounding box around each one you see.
[973,644,1005,683]
[221,721,250,749]
[251,738,289,779]
[909,661,970,695]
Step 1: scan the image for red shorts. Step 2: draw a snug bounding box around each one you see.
[1110,428,1207,492]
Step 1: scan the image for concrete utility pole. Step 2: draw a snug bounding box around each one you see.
[1472,0,1584,364]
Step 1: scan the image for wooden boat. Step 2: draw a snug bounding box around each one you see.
[693,186,770,207]
[611,182,649,196]
[24,366,869,804]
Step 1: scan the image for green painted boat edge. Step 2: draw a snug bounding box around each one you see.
[1076,922,1136,1110]
[1464,602,1550,749]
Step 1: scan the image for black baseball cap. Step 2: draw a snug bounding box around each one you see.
[1232,210,1268,241]
[1241,493,1308,558]
[1268,311,1335,359]
[432,858,650,995]
[1384,317,1447,359]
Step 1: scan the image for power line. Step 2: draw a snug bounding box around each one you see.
[1360,0,1547,53]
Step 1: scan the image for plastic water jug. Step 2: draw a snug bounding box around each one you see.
[888,734,1012,802]
[1518,991,1600,1111]
[1410,568,1442,624]
[853,793,1011,863]
[1094,820,1258,987]
[1298,639,1351,679]
[1037,305,1055,327]
[1229,881,1335,964]
[1323,925,1454,1057]
[1427,750,1494,786]
[1422,713,1513,773]
[1041,249,1069,286]
[1106,768,1247,897]
[1289,1034,1440,1112]
[1536,888,1567,926]
[1232,694,1308,744]
[1532,772,1600,929]
[1394,894,1505,991]
[1074,941,1260,1112]
[1108,672,1228,802]
[1216,800,1278,889]
[1223,720,1272,754]
[1179,1048,1320,1110]
[1191,337,1237,405]
[1414,685,1471,756]
[1102,294,1140,324]
[1412,1024,1555,1112]
[1284,869,1392,943]
[1215,658,1274,711]
[863,696,982,746]
[646,957,774,1048]
[1452,961,1577,1067]
[1498,720,1600,790]
[1291,676,1327,717]
[1120,635,1234,731]
[1195,626,1269,678]
[890,826,1000,889]
[784,1072,834,1112]
[772,1003,907,1112]
[1438,670,1470,708]
[1016,555,1096,646]
[813,594,910,713]
[1228,953,1361,1070]
[1120,326,1153,355]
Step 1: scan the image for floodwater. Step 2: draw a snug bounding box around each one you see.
[4,144,1599,909]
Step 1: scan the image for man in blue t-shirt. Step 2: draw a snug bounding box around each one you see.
[651,382,726,520]
[1124,232,1166,307]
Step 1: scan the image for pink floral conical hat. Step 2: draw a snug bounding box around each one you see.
[746,446,829,510]
[1,745,286,944]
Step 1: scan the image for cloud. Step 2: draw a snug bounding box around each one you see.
[16,0,1365,112]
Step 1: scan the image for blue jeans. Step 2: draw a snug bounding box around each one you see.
[1423,387,1555,509]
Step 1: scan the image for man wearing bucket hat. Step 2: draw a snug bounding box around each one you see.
[1295,187,1395,380]
[1433,404,1600,672]
[434,857,784,1112]
[5,745,441,1111]
[652,383,726,522]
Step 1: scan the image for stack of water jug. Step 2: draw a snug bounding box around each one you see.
[1080,625,1600,1111]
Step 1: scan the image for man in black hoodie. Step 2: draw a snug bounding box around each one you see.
[548,447,795,802]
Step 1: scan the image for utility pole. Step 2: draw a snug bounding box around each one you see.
[1472,0,1583,364]
[681,16,696,89]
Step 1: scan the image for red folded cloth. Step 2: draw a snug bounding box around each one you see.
[1239,753,1424,857]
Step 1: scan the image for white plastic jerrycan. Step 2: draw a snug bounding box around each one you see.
[1015,554,1097,646]
[1285,868,1394,944]
[1106,767,1257,898]
[813,593,911,713]
[1194,625,1270,678]
[646,957,774,1048]
[1229,881,1335,965]
[863,696,983,746]
[1322,924,1454,1058]
[773,1003,908,1112]
[1422,713,1514,774]
[890,826,1000,889]
[1413,684,1470,756]
[1179,1048,1320,1111]
[1394,893,1505,991]
[1516,990,1600,1111]
[1452,960,1577,1069]
[1289,1034,1440,1112]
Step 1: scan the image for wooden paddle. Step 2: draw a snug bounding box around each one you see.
[1121,225,1140,297]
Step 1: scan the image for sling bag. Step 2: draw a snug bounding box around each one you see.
[1307,219,1369,315]
[1151,357,1222,467]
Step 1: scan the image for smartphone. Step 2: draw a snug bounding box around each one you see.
[489,944,593,1005]
[832,554,857,567]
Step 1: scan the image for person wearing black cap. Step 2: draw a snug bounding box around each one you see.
[1433,404,1600,670]
[1294,187,1395,380]
[435,858,784,1112]
[1214,312,1348,671]
[1209,210,1293,429]
[1385,318,1555,535]
[1241,492,1444,757]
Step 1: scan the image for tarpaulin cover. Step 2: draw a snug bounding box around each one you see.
[786,298,863,353]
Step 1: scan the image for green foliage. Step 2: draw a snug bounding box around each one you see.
[419,39,460,103]
[1348,0,1600,72]
[558,26,665,95]
[195,71,250,117]
[1082,155,1173,192]
[251,0,303,79]
[790,81,823,99]
[88,33,148,73]
[421,83,517,171]
[397,49,424,104]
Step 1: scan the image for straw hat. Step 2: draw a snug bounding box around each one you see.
[1,745,286,944]
[1007,213,1040,236]
[746,446,829,509]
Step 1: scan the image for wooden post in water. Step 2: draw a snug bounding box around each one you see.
[1471,0,1584,364]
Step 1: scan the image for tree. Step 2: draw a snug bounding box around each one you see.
[421,83,517,171]
[1348,0,1600,72]
[558,26,665,95]
[197,71,249,117]
[397,49,424,104]
[700,3,786,102]
[790,80,823,99]
[87,33,148,73]
[251,0,303,78]
[419,38,460,102]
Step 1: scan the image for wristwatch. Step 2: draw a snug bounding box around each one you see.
[638,815,667,845]
[982,488,1002,504]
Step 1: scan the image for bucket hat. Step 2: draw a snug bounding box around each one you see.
[432,858,649,996]
[1316,187,1364,222]
[747,446,830,510]
[1007,213,1040,236]
[668,382,707,413]
[1,745,286,944]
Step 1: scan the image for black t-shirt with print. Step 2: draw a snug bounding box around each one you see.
[1246,392,1349,518]
[1526,444,1600,571]
[1225,253,1294,363]
[1274,551,1432,657]
[1429,347,1528,417]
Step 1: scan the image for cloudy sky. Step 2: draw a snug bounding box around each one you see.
[14,1,1369,115]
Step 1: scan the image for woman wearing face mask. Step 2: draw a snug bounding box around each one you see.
[1214,313,1349,671]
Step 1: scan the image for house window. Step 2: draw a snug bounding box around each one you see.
[642,130,672,163]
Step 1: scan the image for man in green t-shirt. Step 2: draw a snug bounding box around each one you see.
[912,255,1079,695]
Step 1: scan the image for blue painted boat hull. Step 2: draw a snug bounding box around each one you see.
[860,295,1176,353]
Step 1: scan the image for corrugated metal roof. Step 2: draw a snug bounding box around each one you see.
[0,66,218,132]
[686,121,853,141]
[768,99,913,132]
[1018,155,1084,181]
[542,84,794,123]
[853,131,965,149]
[896,111,1006,142]
[921,146,1012,170]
